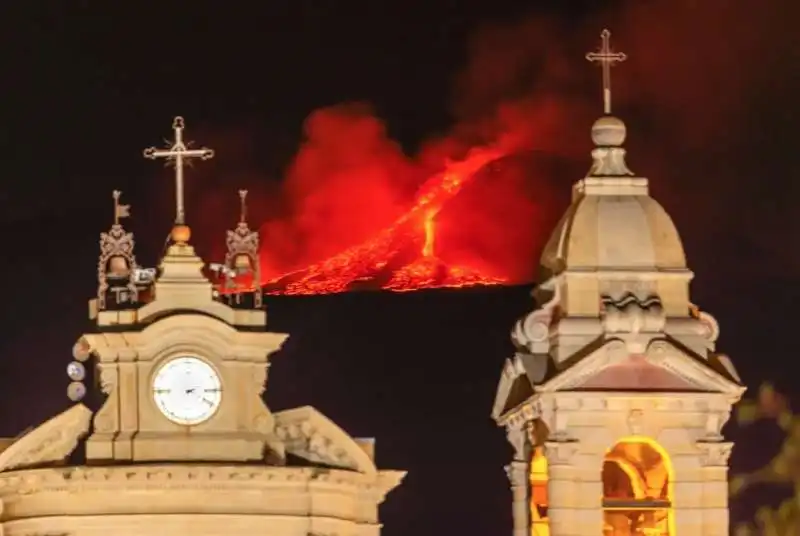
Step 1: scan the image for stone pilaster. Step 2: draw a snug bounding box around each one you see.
[695,441,733,536]
[505,460,531,536]
[505,423,532,536]
[544,441,603,536]
[544,441,576,535]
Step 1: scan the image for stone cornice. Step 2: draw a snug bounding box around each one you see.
[84,315,287,365]
[6,532,69,536]
[498,390,740,430]
[0,405,92,473]
[537,339,744,395]
[4,514,367,536]
[0,465,386,497]
[0,464,403,528]
[274,406,378,475]
[497,399,541,429]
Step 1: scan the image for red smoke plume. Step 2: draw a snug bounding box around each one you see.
[263,145,510,294]
[188,0,797,294]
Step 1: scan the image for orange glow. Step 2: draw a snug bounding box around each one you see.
[604,455,648,498]
[602,437,674,536]
[422,211,435,258]
[530,446,550,536]
[256,147,508,295]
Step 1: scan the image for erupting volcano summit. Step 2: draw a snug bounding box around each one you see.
[259,146,510,295]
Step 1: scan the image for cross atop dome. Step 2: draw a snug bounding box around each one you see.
[586,29,627,116]
[583,29,633,176]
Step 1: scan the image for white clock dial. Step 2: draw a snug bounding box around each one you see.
[152,356,222,425]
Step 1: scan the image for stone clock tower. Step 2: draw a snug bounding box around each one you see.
[491,32,745,536]
[84,219,287,465]
[0,117,404,536]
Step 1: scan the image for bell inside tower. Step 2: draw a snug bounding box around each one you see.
[602,438,673,536]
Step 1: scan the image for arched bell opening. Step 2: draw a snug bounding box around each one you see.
[224,251,259,293]
[530,445,550,536]
[602,437,674,536]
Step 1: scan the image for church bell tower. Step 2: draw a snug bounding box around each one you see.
[491,31,745,536]
[0,116,404,536]
[85,118,282,462]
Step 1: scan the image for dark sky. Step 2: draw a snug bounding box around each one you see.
[0,1,798,534]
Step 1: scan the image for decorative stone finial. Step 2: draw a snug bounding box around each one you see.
[222,189,262,308]
[238,188,248,224]
[591,116,627,147]
[170,224,192,245]
[97,190,139,310]
[585,30,634,177]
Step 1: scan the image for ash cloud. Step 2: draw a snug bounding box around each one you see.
[258,103,425,277]
[183,0,798,286]
[448,0,799,281]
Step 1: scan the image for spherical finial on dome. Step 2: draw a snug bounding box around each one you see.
[171,224,191,244]
[591,115,626,147]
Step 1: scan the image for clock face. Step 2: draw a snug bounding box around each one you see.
[152,356,222,425]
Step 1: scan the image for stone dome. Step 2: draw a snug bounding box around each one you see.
[540,193,687,274]
[539,113,687,275]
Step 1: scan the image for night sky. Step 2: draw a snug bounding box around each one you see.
[1,1,798,534]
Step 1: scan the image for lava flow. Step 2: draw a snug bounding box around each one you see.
[262,146,508,295]
[383,210,505,292]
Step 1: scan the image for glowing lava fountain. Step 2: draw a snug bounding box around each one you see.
[382,210,505,293]
[261,146,509,295]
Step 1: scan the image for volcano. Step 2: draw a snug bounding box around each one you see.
[258,146,509,295]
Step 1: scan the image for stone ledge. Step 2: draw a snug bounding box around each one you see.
[0,465,379,495]
[0,464,396,528]
[3,513,379,536]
